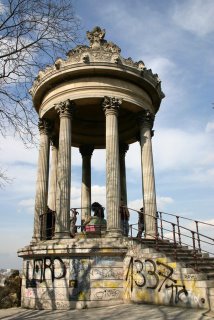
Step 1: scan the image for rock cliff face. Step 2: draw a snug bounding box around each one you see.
[0,270,21,308]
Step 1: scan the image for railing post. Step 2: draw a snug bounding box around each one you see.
[172,223,177,259]
[191,230,198,270]
[130,224,133,238]
[176,216,181,246]
[159,212,163,240]
[195,221,201,253]
[155,215,159,250]
[155,216,158,238]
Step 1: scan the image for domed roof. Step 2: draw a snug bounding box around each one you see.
[30,26,164,106]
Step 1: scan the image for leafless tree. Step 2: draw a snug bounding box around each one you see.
[0,0,81,185]
[0,167,12,188]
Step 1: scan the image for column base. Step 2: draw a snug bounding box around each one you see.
[54,232,71,239]
[145,231,157,239]
[30,235,40,244]
[106,229,122,238]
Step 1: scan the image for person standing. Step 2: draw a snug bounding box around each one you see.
[120,201,130,236]
[137,207,144,239]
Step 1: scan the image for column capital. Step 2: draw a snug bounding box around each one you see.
[38,118,52,135]
[119,142,129,156]
[137,109,155,129]
[55,99,75,118]
[50,135,59,148]
[79,145,94,158]
[102,96,122,116]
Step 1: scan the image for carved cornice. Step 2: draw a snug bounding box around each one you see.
[30,27,165,103]
[102,96,122,116]
[137,109,155,129]
[38,118,52,135]
[79,145,94,158]
[54,99,75,118]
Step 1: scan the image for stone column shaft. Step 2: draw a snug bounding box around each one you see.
[79,145,94,224]
[119,143,129,206]
[32,119,50,241]
[54,100,74,239]
[103,96,122,235]
[138,110,157,238]
[48,138,58,211]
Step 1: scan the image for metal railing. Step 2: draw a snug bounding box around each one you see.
[39,205,214,264]
[127,207,214,267]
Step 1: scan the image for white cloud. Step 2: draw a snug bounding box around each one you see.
[0,136,38,165]
[18,198,34,215]
[146,57,176,78]
[128,196,173,212]
[70,185,106,209]
[172,0,214,36]
[205,121,214,133]
[0,1,5,14]
[153,127,214,173]
[128,199,143,211]
[157,196,174,210]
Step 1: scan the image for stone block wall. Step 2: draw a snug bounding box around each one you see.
[124,243,211,310]
[19,239,214,310]
[21,255,124,309]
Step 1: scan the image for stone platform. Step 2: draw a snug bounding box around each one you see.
[18,236,214,311]
[1,304,214,320]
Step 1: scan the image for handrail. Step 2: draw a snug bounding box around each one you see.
[40,205,214,263]
[127,206,214,261]
[158,210,214,228]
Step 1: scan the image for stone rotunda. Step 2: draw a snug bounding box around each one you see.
[18,27,165,309]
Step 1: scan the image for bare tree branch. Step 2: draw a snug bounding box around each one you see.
[0,0,81,186]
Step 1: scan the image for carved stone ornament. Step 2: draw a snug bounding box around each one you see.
[50,136,59,148]
[30,27,164,102]
[54,99,75,118]
[86,26,106,49]
[38,118,52,135]
[138,109,155,129]
[102,96,122,115]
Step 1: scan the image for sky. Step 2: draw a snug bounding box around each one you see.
[0,0,214,269]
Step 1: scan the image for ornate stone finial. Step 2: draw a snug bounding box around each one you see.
[38,118,52,135]
[102,96,122,116]
[54,99,75,118]
[79,145,94,157]
[86,26,106,49]
[137,109,155,129]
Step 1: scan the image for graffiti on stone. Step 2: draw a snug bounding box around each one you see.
[26,257,66,288]
[91,268,123,280]
[125,256,206,307]
[126,257,178,293]
[165,283,188,304]
[94,289,120,300]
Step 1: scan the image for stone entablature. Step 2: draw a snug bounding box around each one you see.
[30,26,164,109]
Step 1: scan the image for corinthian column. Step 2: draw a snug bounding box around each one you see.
[138,110,157,238]
[79,145,94,224]
[48,137,58,211]
[119,143,129,206]
[102,96,122,236]
[32,118,50,242]
[54,99,74,239]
